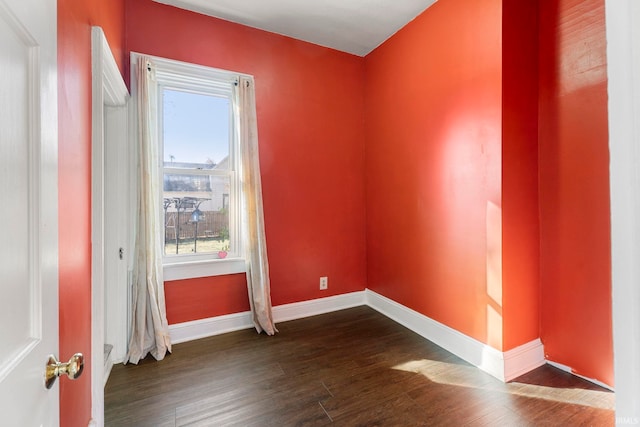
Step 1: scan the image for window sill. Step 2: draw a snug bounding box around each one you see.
[163,257,246,281]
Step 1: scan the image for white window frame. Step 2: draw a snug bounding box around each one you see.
[131,53,247,280]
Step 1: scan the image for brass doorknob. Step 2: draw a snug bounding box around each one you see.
[45,353,84,389]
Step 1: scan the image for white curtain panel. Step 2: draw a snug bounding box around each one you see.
[126,57,172,364]
[236,76,278,335]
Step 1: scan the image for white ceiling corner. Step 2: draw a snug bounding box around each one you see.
[153,0,438,56]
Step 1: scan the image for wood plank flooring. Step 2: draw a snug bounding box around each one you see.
[105,306,614,426]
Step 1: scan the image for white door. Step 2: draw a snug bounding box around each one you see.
[0,0,59,424]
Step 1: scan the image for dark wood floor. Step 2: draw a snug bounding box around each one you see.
[105,306,614,426]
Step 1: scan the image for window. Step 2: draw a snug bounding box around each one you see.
[161,88,233,257]
[132,53,247,279]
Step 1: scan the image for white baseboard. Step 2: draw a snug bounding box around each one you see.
[504,338,546,381]
[365,289,545,382]
[168,292,367,344]
[546,360,614,391]
[167,288,545,383]
[272,291,366,323]
[103,354,114,387]
[169,311,253,344]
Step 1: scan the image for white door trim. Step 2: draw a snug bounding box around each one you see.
[91,26,128,427]
[605,0,640,423]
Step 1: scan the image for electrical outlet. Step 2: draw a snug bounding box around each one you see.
[319,276,328,290]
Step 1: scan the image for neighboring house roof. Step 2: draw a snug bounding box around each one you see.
[164,161,216,169]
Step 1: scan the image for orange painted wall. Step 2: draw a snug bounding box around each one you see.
[165,275,250,324]
[501,0,540,351]
[538,0,613,386]
[51,0,613,422]
[364,0,504,347]
[58,0,125,424]
[126,0,367,322]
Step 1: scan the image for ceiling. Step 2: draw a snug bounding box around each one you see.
[153,0,438,56]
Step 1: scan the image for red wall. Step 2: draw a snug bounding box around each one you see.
[364,0,504,347]
[55,3,613,422]
[538,0,613,386]
[165,275,249,324]
[125,0,368,322]
[58,0,125,425]
[364,0,612,385]
[501,0,540,351]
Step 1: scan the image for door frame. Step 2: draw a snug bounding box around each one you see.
[90,26,129,426]
[605,0,640,422]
